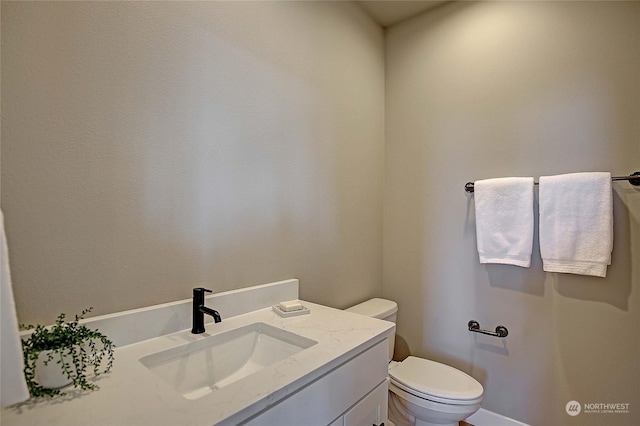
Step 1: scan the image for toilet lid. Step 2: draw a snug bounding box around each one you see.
[389,356,483,403]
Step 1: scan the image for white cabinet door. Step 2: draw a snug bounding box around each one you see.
[343,380,388,426]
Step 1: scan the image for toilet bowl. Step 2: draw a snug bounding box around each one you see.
[346,299,483,426]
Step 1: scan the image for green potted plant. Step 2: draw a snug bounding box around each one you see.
[21,308,115,398]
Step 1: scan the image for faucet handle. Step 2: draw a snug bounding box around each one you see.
[193,287,213,302]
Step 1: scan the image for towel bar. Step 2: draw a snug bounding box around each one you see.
[465,171,640,193]
[468,320,508,338]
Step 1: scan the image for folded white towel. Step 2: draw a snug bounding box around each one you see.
[1,209,30,406]
[539,172,613,277]
[474,177,534,267]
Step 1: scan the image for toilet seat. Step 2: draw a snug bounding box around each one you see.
[388,356,483,405]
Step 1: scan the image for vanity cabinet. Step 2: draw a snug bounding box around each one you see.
[1,283,396,426]
[240,339,389,426]
[340,380,388,426]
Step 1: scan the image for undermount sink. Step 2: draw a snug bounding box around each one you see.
[139,322,317,400]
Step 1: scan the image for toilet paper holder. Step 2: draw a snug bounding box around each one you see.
[468,320,508,338]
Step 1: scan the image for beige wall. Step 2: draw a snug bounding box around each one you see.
[1,1,384,324]
[385,2,639,425]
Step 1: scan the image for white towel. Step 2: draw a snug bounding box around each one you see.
[539,172,613,277]
[474,177,534,267]
[1,209,30,406]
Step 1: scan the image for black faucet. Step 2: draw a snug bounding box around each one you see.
[191,287,221,334]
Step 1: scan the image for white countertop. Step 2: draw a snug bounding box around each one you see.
[2,301,394,426]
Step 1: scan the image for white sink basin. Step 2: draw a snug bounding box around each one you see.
[139,322,317,400]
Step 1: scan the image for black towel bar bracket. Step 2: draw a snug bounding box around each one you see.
[465,171,640,193]
[468,320,508,338]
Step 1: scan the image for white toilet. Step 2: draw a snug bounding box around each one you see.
[346,298,483,426]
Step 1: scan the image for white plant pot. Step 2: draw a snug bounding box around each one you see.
[34,349,74,389]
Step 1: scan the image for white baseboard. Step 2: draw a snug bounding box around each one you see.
[466,408,530,426]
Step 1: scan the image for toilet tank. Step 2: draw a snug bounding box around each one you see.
[346,298,397,361]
